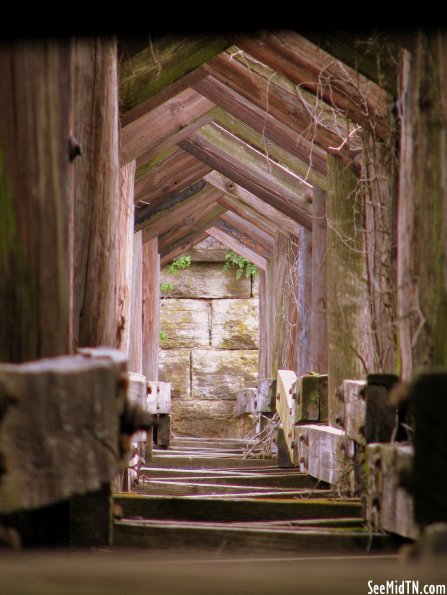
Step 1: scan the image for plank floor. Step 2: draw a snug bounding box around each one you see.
[114,437,404,557]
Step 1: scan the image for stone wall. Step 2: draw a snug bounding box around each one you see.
[158,238,259,438]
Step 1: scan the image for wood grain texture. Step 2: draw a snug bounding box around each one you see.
[0,40,70,362]
[180,125,312,229]
[207,226,267,271]
[142,238,160,381]
[216,216,273,259]
[135,147,212,206]
[275,370,298,465]
[70,37,121,349]
[194,74,328,179]
[120,87,215,165]
[296,227,312,376]
[129,231,143,374]
[206,171,301,237]
[217,195,277,238]
[0,349,126,513]
[231,31,391,139]
[117,161,136,354]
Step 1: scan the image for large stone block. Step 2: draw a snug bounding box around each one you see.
[160,299,210,348]
[211,299,259,349]
[160,263,251,299]
[191,349,258,400]
[183,237,228,263]
[172,399,255,438]
[158,349,191,399]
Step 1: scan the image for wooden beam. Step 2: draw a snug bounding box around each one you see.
[217,194,279,238]
[179,125,312,229]
[129,231,143,374]
[117,160,136,354]
[215,217,272,260]
[120,87,215,165]
[205,171,301,237]
[135,179,207,224]
[203,50,360,160]
[70,38,121,349]
[296,227,312,376]
[119,35,229,114]
[158,203,227,257]
[134,147,212,207]
[0,41,70,362]
[207,227,267,271]
[142,238,159,381]
[220,211,275,251]
[193,74,328,178]
[211,108,328,190]
[140,184,223,243]
[231,32,391,139]
[160,232,208,268]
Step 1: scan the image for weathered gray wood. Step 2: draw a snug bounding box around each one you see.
[155,414,171,448]
[296,227,312,376]
[235,388,257,416]
[256,379,276,413]
[215,218,272,260]
[207,226,267,271]
[117,160,136,353]
[129,231,143,374]
[366,443,417,539]
[275,370,298,465]
[0,41,70,362]
[293,375,320,422]
[70,38,121,350]
[115,494,362,523]
[343,380,366,443]
[0,349,126,513]
[147,381,172,415]
[309,187,328,375]
[142,238,160,381]
[296,424,354,489]
[160,232,208,268]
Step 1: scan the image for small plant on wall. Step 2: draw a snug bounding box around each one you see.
[168,255,191,274]
[159,329,169,344]
[223,251,258,280]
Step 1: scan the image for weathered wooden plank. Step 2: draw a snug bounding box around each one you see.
[293,375,320,422]
[119,35,229,114]
[120,87,215,165]
[0,350,126,513]
[275,370,298,465]
[155,414,171,448]
[366,443,417,539]
[147,381,172,415]
[70,37,121,350]
[296,227,312,376]
[206,171,301,237]
[117,160,135,354]
[235,388,257,416]
[158,203,227,257]
[142,472,320,489]
[135,147,212,207]
[0,40,70,362]
[160,232,208,268]
[217,194,279,238]
[115,494,362,522]
[129,231,143,374]
[203,50,360,160]
[140,185,223,243]
[220,211,275,250]
[343,380,367,443]
[194,74,328,179]
[212,108,328,190]
[207,226,267,271]
[231,32,391,139]
[179,125,312,229]
[309,186,328,375]
[142,238,159,381]
[296,424,354,489]
[326,156,374,426]
[145,457,275,470]
[257,379,276,413]
[215,217,272,259]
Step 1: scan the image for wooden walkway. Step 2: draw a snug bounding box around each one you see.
[114,437,400,557]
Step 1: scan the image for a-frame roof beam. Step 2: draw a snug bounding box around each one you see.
[202,49,360,160]
[119,35,229,116]
[120,87,215,165]
[179,123,312,229]
[139,184,223,244]
[193,75,328,177]
[205,171,302,237]
[216,214,274,258]
[231,31,391,139]
[158,202,227,256]
[134,146,212,206]
[217,194,280,238]
[207,226,267,271]
[160,232,209,268]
